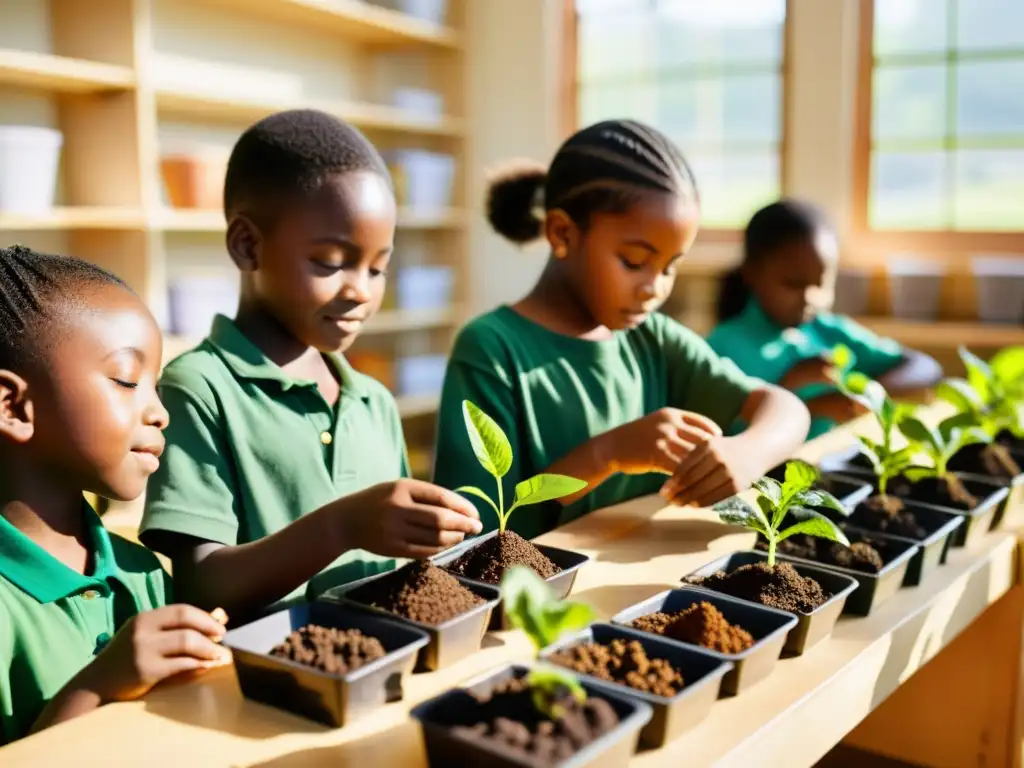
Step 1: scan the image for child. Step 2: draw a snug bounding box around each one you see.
[707,199,941,439]
[0,245,229,745]
[139,110,481,621]
[431,120,810,540]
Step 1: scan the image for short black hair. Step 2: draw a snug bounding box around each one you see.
[0,244,129,369]
[223,109,392,225]
[716,199,829,321]
[486,119,699,244]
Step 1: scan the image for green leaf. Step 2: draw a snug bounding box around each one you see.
[454,485,500,517]
[778,508,850,547]
[830,344,854,371]
[882,446,917,474]
[752,477,783,507]
[783,460,819,495]
[991,345,1024,385]
[949,426,991,454]
[510,474,588,512]
[899,416,943,452]
[937,378,985,414]
[904,466,939,483]
[959,347,994,404]
[462,400,513,479]
[855,435,883,473]
[528,666,586,720]
[756,496,777,531]
[839,372,887,415]
[793,488,850,517]
[501,566,596,650]
[714,498,768,534]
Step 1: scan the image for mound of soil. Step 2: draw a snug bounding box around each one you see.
[890,475,978,511]
[762,534,885,574]
[445,531,561,584]
[690,562,830,614]
[350,561,483,626]
[269,625,385,674]
[849,494,927,539]
[949,442,1021,481]
[451,675,620,764]
[632,601,754,654]
[546,638,684,697]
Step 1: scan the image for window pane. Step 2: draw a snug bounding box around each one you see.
[656,0,785,68]
[657,78,699,144]
[953,150,1024,230]
[956,0,1024,51]
[874,0,948,57]
[870,151,948,229]
[578,12,656,80]
[956,60,1024,138]
[657,73,780,146]
[579,82,658,126]
[577,0,649,13]
[872,65,947,143]
[688,151,780,228]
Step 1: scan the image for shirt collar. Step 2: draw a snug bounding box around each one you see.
[206,314,368,398]
[0,503,125,603]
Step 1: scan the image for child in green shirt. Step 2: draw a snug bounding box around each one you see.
[0,245,228,745]
[432,120,811,539]
[707,199,941,439]
[140,110,481,620]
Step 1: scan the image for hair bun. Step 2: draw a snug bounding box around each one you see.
[485,160,547,244]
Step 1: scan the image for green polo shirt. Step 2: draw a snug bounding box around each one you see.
[140,315,409,608]
[432,307,759,540]
[0,505,171,745]
[706,300,905,439]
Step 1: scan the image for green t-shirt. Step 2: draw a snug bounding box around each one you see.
[140,315,409,609]
[706,300,905,439]
[432,307,759,539]
[0,505,171,745]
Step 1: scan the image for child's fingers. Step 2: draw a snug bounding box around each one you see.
[674,473,737,509]
[661,445,716,498]
[410,504,483,536]
[154,604,228,639]
[407,480,481,522]
[403,521,468,550]
[154,628,232,663]
[155,655,228,684]
[675,411,723,437]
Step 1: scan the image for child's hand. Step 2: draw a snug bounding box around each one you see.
[336,478,484,559]
[778,357,835,391]
[658,435,759,508]
[82,605,230,702]
[806,391,870,423]
[601,408,722,476]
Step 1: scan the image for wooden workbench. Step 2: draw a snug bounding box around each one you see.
[3,415,1023,768]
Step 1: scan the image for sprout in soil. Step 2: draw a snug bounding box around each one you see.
[502,565,597,718]
[456,400,587,533]
[714,459,849,566]
[938,346,1024,440]
[898,411,990,485]
[836,373,916,496]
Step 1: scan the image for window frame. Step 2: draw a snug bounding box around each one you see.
[850,0,1024,255]
[562,0,793,244]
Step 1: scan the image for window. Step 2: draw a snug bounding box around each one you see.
[864,0,1024,233]
[574,0,787,230]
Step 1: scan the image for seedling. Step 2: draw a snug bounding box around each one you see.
[714,460,849,566]
[898,411,990,484]
[938,346,1024,438]
[457,401,587,533]
[837,373,916,495]
[502,566,597,718]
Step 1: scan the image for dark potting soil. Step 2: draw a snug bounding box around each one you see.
[451,675,620,765]
[269,625,385,675]
[690,562,830,614]
[631,601,754,654]
[849,494,927,539]
[351,560,483,626]
[760,534,885,574]
[889,475,978,511]
[546,638,684,697]
[997,431,1024,452]
[949,442,1022,480]
[445,530,561,584]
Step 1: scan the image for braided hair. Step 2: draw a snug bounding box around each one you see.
[0,244,129,369]
[716,199,827,322]
[485,119,699,244]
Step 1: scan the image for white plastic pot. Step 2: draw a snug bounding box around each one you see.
[971,256,1024,325]
[393,150,455,211]
[887,258,945,321]
[396,266,454,310]
[168,276,239,338]
[399,0,447,24]
[393,88,444,120]
[832,267,872,316]
[0,126,63,214]
[397,354,447,397]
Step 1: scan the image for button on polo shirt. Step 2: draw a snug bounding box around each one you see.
[140,315,410,609]
[0,505,171,745]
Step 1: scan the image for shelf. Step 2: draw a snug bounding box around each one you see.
[156,207,466,232]
[857,317,1024,349]
[195,0,460,48]
[395,392,439,418]
[155,89,464,137]
[0,207,145,231]
[0,49,134,93]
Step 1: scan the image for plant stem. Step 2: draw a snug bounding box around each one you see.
[878,472,888,496]
[766,535,776,567]
[496,475,506,533]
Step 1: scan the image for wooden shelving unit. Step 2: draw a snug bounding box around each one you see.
[0,0,468,453]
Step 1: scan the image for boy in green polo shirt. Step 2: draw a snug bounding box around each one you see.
[140,110,481,620]
[0,246,229,745]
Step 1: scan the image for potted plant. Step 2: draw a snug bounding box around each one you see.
[432,401,591,628]
[683,460,859,654]
[411,567,652,766]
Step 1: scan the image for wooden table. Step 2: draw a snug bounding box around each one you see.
[4,416,1024,768]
